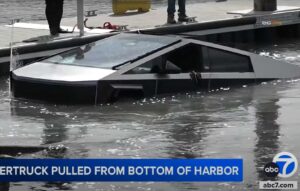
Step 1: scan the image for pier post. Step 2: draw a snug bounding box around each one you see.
[0,182,9,191]
[77,0,84,36]
[0,155,12,191]
[254,0,277,11]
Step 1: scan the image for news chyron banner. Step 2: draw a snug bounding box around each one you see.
[0,159,243,182]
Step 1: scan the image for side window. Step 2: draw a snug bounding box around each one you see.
[125,57,166,74]
[125,56,182,74]
[202,47,253,72]
[166,45,202,72]
[125,43,253,74]
[125,44,202,74]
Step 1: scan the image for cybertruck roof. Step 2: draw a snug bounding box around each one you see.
[13,33,300,81]
[13,34,180,82]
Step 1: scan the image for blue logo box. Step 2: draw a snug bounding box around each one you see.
[0,159,243,182]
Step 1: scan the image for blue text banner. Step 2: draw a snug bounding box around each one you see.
[0,159,243,182]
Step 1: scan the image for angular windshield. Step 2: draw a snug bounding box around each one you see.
[44,34,180,69]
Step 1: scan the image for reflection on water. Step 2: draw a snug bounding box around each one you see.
[249,39,300,65]
[43,118,69,145]
[254,96,280,181]
[1,40,300,190]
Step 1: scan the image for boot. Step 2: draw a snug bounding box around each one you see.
[178,14,189,22]
[50,28,59,36]
[167,14,176,24]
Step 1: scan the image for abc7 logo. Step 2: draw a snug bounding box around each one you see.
[264,152,298,178]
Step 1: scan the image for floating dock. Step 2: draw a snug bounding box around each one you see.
[0,0,300,75]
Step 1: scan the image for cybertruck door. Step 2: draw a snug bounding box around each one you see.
[95,48,205,103]
[153,73,199,95]
[96,70,162,103]
[95,59,198,103]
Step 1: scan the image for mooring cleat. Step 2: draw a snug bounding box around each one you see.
[186,17,197,23]
[117,25,129,31]
[10,18,21,25]
[178,16,197,23]
[85,10,98,17]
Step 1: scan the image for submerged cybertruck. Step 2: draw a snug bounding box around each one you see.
[11,33,300,104]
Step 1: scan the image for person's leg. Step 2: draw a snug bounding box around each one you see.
[178,0,189,22]
[45,0,58,35]
[167,0,176,15]
[178,0,186,16]
[56,0,64,32]
[56,0,71,33]
[167,0,176,24]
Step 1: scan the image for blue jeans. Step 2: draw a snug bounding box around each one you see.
[167,0,186,16]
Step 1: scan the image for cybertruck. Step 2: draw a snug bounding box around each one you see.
[11,33,300,104]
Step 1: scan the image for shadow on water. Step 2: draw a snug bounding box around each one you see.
[253,92,280,181]
[152,94,252,190]
[43,118,69,145]
[0,77,9,102]
[249,39,300,181]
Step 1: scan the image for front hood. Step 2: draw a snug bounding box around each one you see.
[12,62,115,82]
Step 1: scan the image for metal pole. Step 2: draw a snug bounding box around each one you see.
[9,19,20,71]
[77,0,84,36]
[9,20,15,72]
[0,155,12,191]
[0,182,9,191]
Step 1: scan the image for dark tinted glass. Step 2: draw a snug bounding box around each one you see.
[206,47,252,72]
[45,34,180,69]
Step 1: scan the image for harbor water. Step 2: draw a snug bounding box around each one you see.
[0,0,300,190]
[0,39,299,190]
